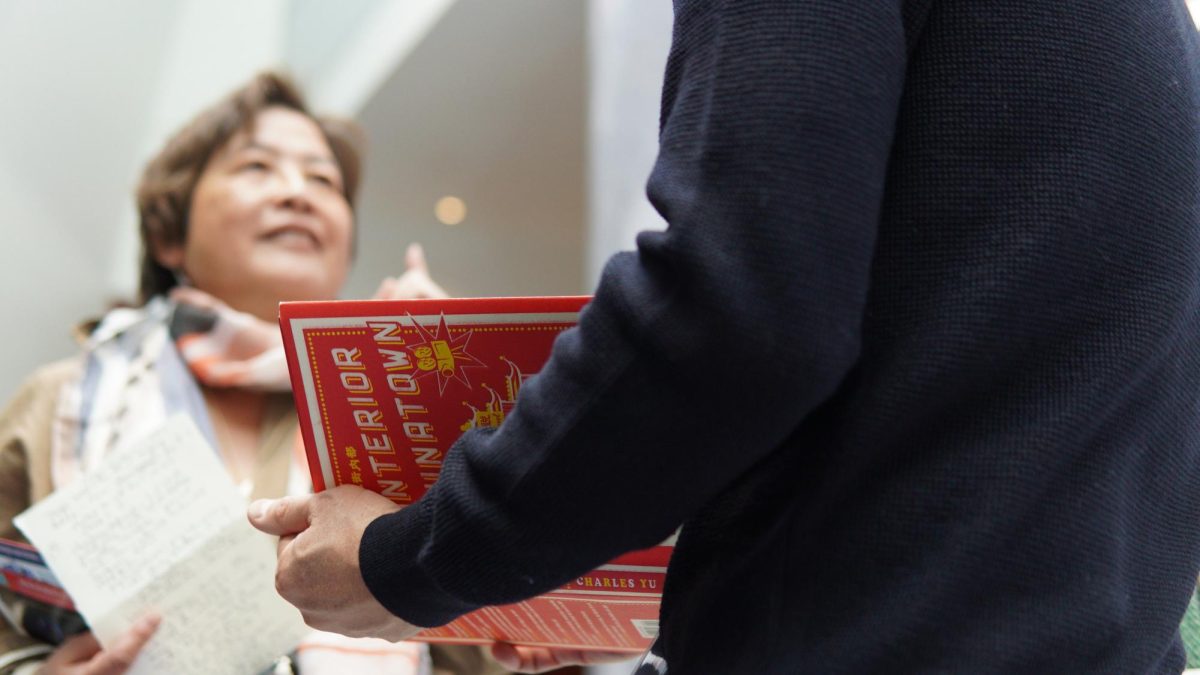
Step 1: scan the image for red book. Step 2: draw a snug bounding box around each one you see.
[279,296,670,652]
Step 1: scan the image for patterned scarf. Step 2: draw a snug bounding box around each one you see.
[49,291,428,675]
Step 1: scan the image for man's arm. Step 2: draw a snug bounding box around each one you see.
[259,0,911,633]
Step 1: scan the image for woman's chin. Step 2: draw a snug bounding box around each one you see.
[253,272,343,305]
[250,261,346,300]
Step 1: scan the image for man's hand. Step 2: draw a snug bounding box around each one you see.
[490,643,637,673]
[247,486,422,642]
[372,243,450,300]
[42,615,159,675]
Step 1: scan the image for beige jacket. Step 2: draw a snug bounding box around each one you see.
[0,359,507,675]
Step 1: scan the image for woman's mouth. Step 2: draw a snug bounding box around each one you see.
[262,225,320,251]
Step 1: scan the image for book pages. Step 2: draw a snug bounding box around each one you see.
[15,415,307,675]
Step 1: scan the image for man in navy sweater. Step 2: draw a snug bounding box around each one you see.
[252,2,1200,672]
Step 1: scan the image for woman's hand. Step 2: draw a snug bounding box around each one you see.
[372,243,449,300]
[41,615,159,675]
[489,643,636,673]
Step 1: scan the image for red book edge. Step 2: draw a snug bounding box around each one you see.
[278,296,592,493]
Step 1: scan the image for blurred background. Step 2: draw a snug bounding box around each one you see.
[3,2,1199,673]
[0,0,674,404]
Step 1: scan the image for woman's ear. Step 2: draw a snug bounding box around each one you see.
[152,238,185,271]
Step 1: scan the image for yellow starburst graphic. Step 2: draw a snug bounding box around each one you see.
[408,313,487,395]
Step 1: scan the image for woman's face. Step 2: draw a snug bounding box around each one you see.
[156,106,354,321]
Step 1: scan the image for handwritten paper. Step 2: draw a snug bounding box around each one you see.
[15,416,308,675]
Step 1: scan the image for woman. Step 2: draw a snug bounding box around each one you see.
[0,72,506,675]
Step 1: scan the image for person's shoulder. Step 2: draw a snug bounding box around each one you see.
[0,357,82,504]
[14,357,82,399]
[2,357,83,420]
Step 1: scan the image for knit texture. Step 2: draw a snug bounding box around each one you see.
[361,1,1200,672]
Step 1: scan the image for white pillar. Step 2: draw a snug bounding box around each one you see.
[0,0,187,392]
[584,0,674,289]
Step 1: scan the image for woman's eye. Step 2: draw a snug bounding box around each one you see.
[240,160,269,172]
[309,174,337,187]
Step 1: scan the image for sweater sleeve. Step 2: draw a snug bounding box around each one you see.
[361,1,910,627]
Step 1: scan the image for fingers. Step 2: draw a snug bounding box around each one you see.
[491,643,550,672]
[490,642,521,670]
[490,644,636,673]
[169,286,224,311]
[194,361,251,387]
[405,243,428,273]
[248,495,313,536]
[51,630,103,664]
[372,276,397,300]
[576,650,637,664]
[370,243,450,300]
[372,273,449,300]
[85,614,159,675]
[489,644,565,673]
[277,533,296,559]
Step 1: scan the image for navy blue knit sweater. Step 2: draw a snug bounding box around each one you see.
[361,2,1200,672]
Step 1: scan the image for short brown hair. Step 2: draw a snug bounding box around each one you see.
[135,72,364,303]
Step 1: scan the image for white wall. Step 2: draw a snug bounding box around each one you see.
[0,0,287,396]
[0,0,179,393]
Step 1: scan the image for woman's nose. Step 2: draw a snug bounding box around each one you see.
[275,165,313,210]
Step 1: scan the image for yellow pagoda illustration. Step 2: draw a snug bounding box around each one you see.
[460,357,529,431]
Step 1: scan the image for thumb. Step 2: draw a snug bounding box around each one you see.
[488,644,565,673]
[53,631,103,664]
[248,495,312,536]
[489,643,528,671]
[169,286,225,312]
[405,243,429,274]
[86,614,159,675]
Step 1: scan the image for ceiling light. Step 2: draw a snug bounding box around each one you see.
[435,196,467,226]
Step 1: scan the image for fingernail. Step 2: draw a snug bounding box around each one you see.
[248,499,270,521]
[137,614,161,631]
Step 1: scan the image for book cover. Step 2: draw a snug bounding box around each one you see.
[279,297,670,653]
[0,537,85,645]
